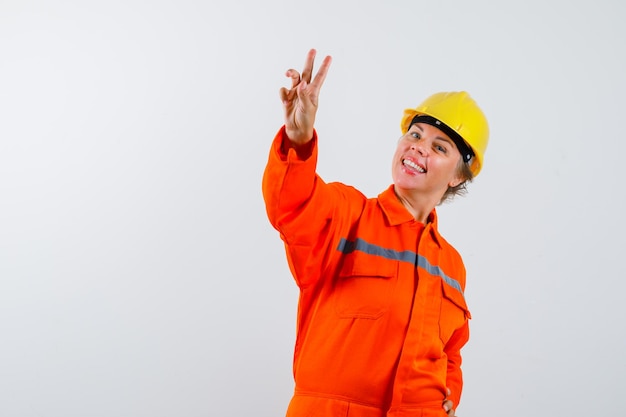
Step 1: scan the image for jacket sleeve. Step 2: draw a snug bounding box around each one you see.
[262,126,365,287]
[444,319,470,408]
[262,126,323,233]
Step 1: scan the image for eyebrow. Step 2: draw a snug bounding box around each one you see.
[411,124,456,148]
[434,135,455,147]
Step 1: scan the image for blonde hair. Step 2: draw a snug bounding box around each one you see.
[439,159,474,205]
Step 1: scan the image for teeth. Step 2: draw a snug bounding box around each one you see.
[403,159,425,173]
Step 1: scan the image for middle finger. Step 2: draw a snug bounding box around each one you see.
[300,49,317,83]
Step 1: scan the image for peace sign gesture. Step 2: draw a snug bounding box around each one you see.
[279,49,332,145]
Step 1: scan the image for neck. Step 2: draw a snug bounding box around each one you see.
[393,186,440,223]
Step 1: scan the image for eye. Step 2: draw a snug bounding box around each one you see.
[435,144,447,153]
[410,132,421,140]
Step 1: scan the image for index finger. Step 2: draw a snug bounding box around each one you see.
[309,54,332,91]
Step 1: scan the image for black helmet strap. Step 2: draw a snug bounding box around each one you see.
[409,115,474,163]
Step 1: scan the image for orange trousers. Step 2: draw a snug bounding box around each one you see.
[286,394,449,417]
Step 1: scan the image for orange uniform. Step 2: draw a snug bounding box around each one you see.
[263,127,471,417]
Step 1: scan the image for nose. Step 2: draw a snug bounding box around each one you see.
[410,140,427,156]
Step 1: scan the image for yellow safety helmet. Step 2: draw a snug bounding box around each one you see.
[400,91,489,177]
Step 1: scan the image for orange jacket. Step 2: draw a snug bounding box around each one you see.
[263,127,471,416]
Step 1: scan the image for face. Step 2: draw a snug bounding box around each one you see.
[391,122,464,200]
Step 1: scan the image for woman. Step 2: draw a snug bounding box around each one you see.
[262,49,489,417]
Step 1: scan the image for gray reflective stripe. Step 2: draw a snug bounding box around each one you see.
[337,237,464,296]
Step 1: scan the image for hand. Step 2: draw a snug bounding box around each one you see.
[443,388,456,417]
[279,49,332,145]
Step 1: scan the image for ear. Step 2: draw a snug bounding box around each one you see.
[448,176,464,188]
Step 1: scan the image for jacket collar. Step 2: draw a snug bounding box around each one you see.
[378,185,443,247]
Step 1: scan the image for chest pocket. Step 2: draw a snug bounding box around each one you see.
[438,279,471,344]
[333,251,398,319]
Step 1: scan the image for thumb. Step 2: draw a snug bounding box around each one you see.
[296,80,316,115]
[297,80,309,102]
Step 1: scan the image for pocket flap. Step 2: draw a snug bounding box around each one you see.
[338,250,396,279]
[441,279,471,319]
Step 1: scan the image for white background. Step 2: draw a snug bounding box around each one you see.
[1,0,625,416]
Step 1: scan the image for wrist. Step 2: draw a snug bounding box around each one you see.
[280,126,315,159]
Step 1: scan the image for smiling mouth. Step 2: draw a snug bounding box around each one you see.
[403,159,426,173]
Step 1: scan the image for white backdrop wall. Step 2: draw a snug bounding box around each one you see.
[1,1,625,416]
